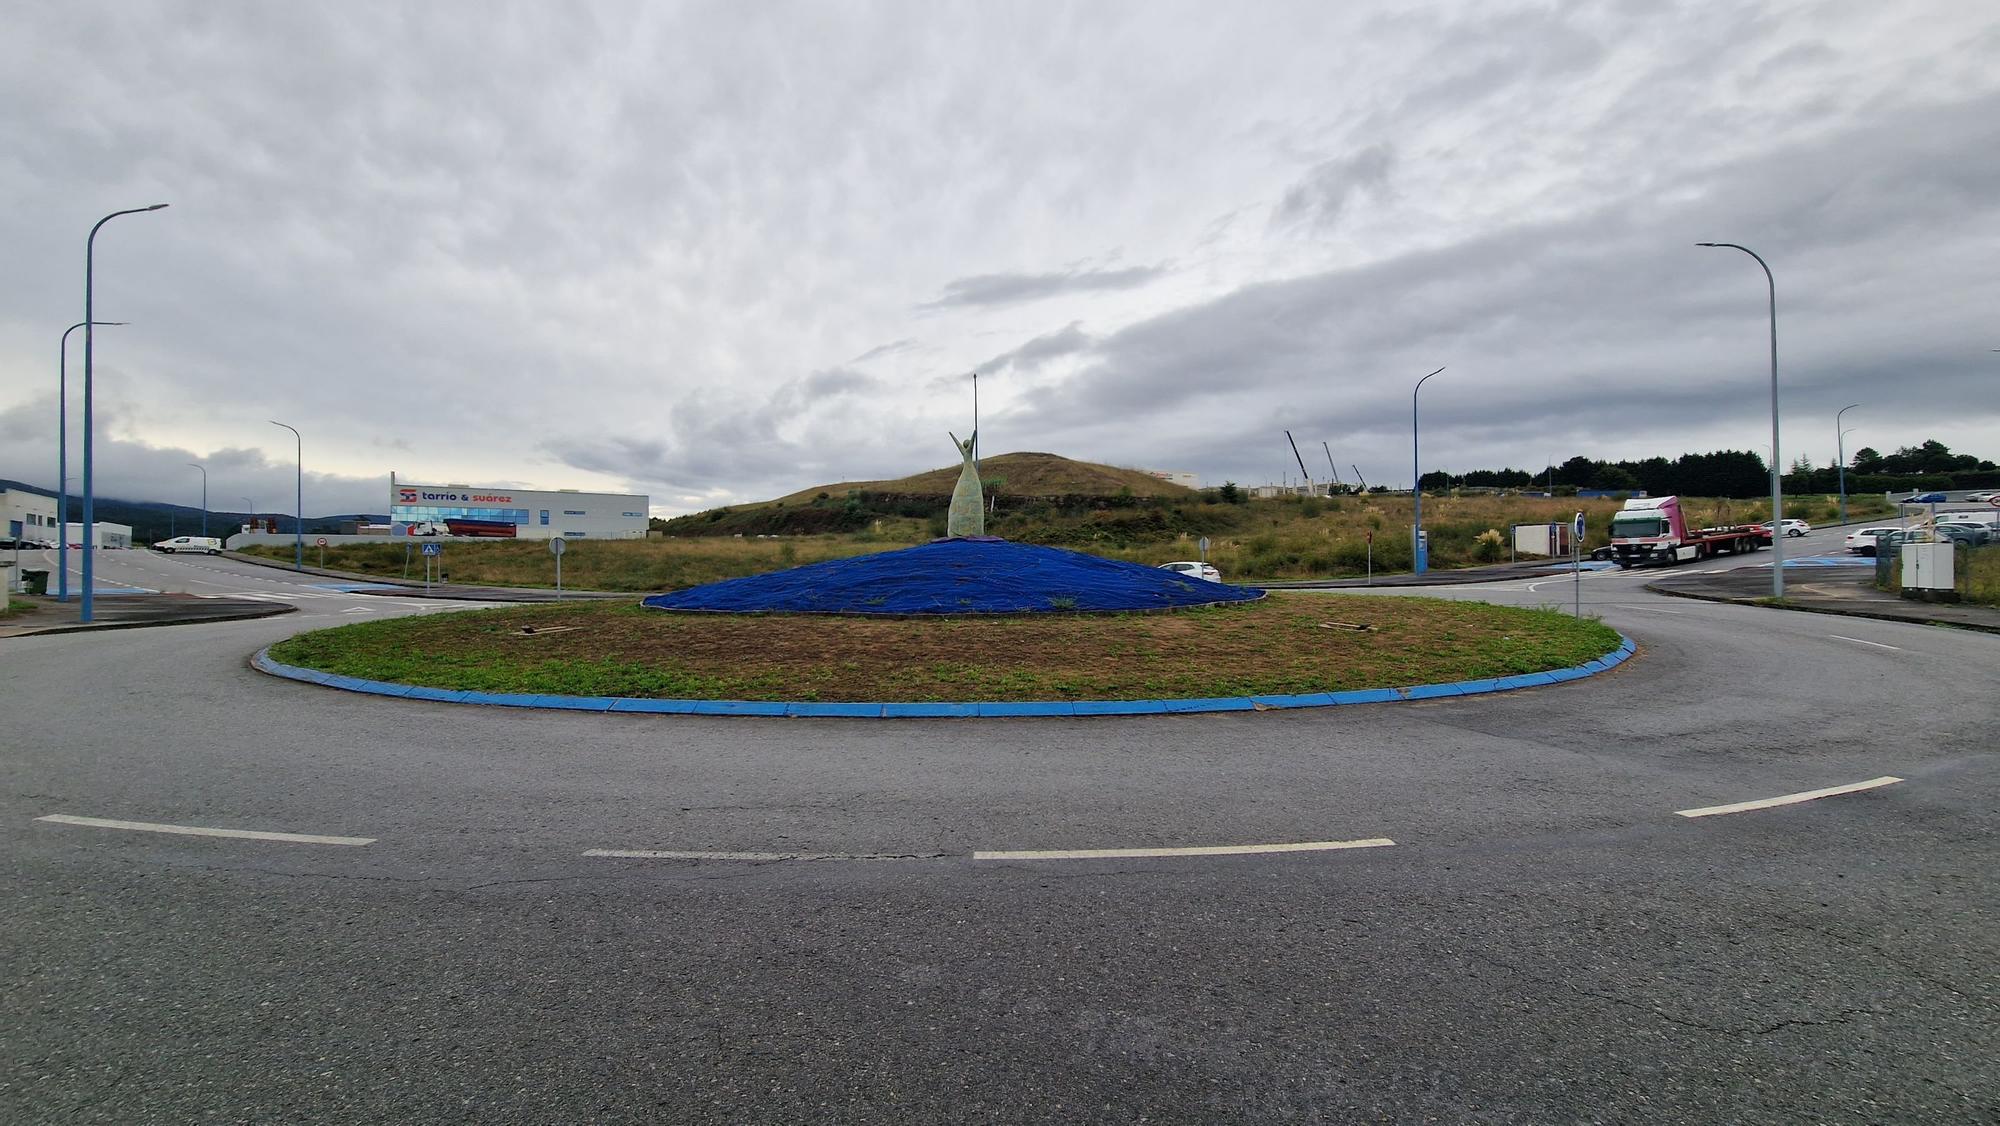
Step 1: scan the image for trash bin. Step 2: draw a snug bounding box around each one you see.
[21,569,49,596]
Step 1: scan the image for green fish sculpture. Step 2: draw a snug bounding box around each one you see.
[946,430,985,537]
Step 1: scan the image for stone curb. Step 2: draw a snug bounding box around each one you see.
[250,635,1638,718]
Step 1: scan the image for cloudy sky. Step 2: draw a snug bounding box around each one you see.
[3,1,1997,517]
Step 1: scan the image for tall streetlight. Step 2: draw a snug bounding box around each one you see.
[1835,403,1861,525]
[1410,365,1447,574]
[186,462,208,537]
[81,203,169,624]
[58,320,124,602]
[269,420,303,569]
[1696,242,1784,599]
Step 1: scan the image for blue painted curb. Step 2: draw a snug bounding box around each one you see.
[252,633,1635,719]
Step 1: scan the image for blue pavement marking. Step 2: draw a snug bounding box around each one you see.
[252,632,1637,719]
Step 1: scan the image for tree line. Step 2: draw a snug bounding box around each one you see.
[1417,439,1995,498]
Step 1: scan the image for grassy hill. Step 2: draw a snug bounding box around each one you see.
[773,451,1194,505]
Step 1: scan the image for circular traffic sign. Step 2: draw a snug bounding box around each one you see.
[549,537,567,556]
[315,537,328,547]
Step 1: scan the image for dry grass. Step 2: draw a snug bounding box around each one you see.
[247,492,1896,592]
[269,594,1622,702]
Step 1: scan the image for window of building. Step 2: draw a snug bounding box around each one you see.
[540,510,550,525]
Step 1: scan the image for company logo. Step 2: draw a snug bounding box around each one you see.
[395,486,517,505]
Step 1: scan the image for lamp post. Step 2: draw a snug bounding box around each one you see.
[80,204,167,622]
[1411,366,1446,574]
[269,421,302,569]
[58,320,124,602]
[1696,242,1783,599]
[1835,403,1860,525]
[186,462,207,538]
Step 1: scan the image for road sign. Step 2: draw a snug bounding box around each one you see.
[315,537,328,547]
[1573,511,1586,540]
[421,543,442,557]
[1197,536,1209,562]
[548,537,567,556]
[1990,496,2000,507]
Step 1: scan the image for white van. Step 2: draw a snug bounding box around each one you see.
[154,535,222,555]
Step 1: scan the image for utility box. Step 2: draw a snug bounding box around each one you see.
[1900,542,1955,599]
[1511,523,1570,558]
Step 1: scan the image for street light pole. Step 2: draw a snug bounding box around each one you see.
[1411,366,1446,574]
[1836,403,1860,525]
[1696,242,1783,599]
[186,462,207,537]
[58,320,124,602]
[269,421,302,569]
[82,203,169,623]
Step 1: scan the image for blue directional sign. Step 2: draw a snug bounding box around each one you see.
[1574,511,1586,541]
[421,542,442,557]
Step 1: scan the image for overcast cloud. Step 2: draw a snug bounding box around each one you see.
[3,1,1996,518]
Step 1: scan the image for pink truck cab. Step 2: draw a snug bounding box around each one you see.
[1608,495,1765,568]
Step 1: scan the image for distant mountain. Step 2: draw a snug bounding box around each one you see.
[0,479,382,542]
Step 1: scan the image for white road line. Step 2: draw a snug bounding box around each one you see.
[1621,605,1684,614]
[973,838,1396,861]
[1674,776,1904,819]
[35,813,376,846]
[582,848,927,862]
[1829,634,1902,651]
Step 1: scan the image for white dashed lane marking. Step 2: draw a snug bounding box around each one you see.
[1828,634,1902,651]
[973,838,1396,861]
[36,813,376,846]
[1675,776,1903,819]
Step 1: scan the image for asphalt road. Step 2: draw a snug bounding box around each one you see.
[2,537,1994,1123]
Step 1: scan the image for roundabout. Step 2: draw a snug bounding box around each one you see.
[3,533,1994,1123]
[255,592,1628,715]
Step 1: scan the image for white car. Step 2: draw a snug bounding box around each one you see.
[1844,526,1896,555]
[1159,560,1223,583]
[1966,491,1997,503]
[153,535,222,555]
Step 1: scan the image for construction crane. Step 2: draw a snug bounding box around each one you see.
[1322,442,1343,486]
[1283,431,1313,494]
[1351,464,1369,491]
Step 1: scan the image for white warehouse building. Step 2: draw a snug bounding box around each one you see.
[390,477,649,540]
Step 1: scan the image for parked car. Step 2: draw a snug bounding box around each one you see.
[1964,491,1996,502]
[1158,560,1222,582]
[1845,526,1897,555]
[1901,492,1948,504]
[1933,522,1993,546]
[153,535,222,555]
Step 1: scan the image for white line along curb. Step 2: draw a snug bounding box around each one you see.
[36,813,376,847]
[582,848,938,862]
[1675,776,1903,819]
[973,838,1396,861]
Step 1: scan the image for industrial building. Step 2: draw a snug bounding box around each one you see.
[2,484,58,542]
[389,476,648,540]
[62,522,133,549]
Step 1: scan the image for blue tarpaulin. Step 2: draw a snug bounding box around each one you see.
[642,538,1265,615]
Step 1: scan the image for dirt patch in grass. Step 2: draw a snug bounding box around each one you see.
[269,594,1622,703]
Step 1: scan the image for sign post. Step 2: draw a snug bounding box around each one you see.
[1365,529,1374,585]
[315,535,328,569]
[549,536,566,601]
[421,541,442,593]
[1197,536,1210,564]
[1572,511,1586,618]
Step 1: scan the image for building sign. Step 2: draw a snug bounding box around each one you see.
[397,486,516,505]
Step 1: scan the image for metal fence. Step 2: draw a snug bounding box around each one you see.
[1875,540,1999,605]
